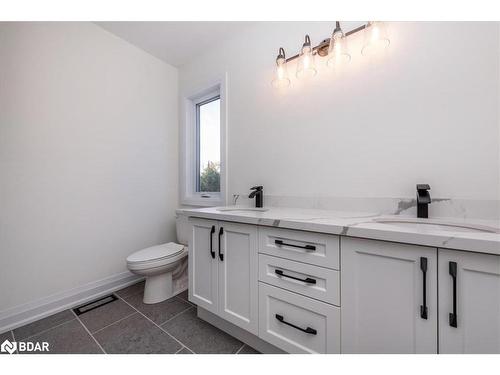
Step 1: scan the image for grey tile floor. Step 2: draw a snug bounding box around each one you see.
[1,282,260,354]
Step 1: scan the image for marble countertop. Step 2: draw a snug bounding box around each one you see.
[177,206,500,255]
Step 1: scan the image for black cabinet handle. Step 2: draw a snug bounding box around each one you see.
[209,225,216,259]
[275,269,316,284]
[218,227,224,261]
[420,257,428,319]
[275,239,316,251]
[449,261,458,328]
[275,314,317,335]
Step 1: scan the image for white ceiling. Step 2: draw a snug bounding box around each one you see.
[96,22,256,67]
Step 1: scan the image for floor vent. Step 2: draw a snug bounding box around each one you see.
[73,294,118,316]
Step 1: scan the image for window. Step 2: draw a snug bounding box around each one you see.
[181,76,226,206]
[196,95,220,193]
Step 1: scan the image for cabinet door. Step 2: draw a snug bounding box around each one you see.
[189,218,218,314]
[341,237,437,353]
[218,221,258,334]
[439,249,500,353]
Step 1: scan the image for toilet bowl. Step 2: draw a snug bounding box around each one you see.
[126,211,190,304]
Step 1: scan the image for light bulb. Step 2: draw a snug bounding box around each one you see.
[361,21,390,56]
[271,47,291,88]
[296,35,317,79]
[327,22,351,68]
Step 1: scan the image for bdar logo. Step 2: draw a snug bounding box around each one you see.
[1,339,49,353]
[1,339,17,354]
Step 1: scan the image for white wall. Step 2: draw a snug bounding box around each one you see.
[0,22,178,312]
[179,22,500,202]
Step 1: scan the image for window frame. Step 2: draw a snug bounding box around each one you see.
[180,75,227,207]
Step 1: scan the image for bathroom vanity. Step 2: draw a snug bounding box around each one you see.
[179,207,500,354]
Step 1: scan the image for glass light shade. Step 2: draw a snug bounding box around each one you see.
[296,37,317,79]
[361,21,390,56]
[327,30,351,68]
[271,56,291,88]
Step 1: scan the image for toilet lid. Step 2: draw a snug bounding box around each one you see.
[127,242,185,264]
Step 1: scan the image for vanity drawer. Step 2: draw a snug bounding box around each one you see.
[259,254,340,306]
[258,283,340,354]
[258,227,339,270]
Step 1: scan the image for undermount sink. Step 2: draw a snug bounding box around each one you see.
[372,218,500,234]
[216,207,269,212]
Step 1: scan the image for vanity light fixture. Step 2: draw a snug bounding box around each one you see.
[272,21,390,88]
[296,35,317,79]
[327,21,351,68]
[271,47,291,88]
[361,21,390,56]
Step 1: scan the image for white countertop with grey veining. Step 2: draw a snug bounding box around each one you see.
[177,206,500,255]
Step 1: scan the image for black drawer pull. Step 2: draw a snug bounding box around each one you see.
[218,227,224,261]
[275,269,316,284]
[275,239,316,251]
[275,314,317,335]
[420,257,428,320]
[449,261,458,328]
[209,225,216,259]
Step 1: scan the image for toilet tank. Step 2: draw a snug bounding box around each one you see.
[175,211,190,246]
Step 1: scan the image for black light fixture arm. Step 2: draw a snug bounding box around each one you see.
[334,21,341,33]
[277,47,286,61]
[303,34,311,47]
[283,21,369,63]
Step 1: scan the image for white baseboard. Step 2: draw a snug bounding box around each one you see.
[0,271,143,333]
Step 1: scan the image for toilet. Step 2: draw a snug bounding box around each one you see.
[126,211,189,304]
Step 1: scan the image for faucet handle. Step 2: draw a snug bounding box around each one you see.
[250,185,263,191]
[416,184,430,192]
[416,184,431,205]
[232,194,240,205]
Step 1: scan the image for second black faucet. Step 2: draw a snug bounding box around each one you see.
[416,184,431,218]
[249,186,264,208]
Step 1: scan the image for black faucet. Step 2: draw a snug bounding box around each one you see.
[416,184,431,218]
[249,186,263,208]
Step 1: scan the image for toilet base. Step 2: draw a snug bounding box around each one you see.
[143,272,173,304]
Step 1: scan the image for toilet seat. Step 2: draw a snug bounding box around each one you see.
[127,242,186,270]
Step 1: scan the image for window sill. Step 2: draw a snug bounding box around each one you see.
[181,195,225,207]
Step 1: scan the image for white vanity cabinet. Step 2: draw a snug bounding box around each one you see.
[189,218,258,335]
[438,249,500,354]
[341,237,438,353]
[186,210,500,354]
